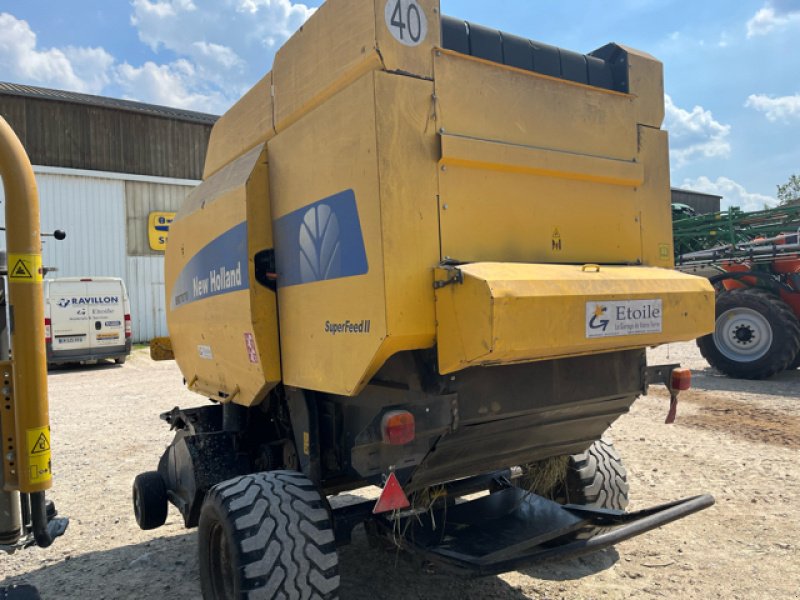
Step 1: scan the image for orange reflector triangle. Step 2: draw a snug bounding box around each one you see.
[372,472,411,514]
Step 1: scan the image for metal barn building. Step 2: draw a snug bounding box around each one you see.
[671,187,722,215]
[0,82,217,342]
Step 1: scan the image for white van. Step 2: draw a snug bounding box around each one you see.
[43,277,132,366]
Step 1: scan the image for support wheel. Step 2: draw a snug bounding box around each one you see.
[697,288,800,379]
[115,356,127,365]
[133,471,168,530]
[198,471,339,600]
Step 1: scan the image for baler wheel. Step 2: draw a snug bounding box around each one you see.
[697,288,800,379]
[198,471,339,600]
[564,440,629,511]
[132,471,168,530]
[554,440,629,540]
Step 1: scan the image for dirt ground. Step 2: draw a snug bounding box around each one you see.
[1,342,799,599]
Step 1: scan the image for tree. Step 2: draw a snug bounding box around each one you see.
[777,174,800,206]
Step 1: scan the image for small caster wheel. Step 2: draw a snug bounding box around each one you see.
[133,471,168,530]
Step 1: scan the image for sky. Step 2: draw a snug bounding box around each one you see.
[0,0,798,211]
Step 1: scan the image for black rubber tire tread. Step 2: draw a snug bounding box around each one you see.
[697,288,800,380]
[557,440,629,540]
[132,471,168,530]
[790,350,800,370]
[198,470,339,600]
[115,356,127,365]
[565,440,629,510]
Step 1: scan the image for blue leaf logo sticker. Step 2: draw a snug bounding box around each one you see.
[299,203,342,283]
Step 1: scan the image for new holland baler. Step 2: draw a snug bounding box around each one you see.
[134,1,716,597]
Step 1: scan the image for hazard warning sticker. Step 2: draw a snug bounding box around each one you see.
[8,253,43,284]
[26,426,52,483]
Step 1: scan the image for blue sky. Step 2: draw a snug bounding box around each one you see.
[0,0,798,210]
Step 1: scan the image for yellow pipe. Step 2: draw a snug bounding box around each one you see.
[0,117,51,493]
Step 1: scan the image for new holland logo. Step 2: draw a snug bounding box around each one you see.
[299,203,342,284]
[273,189,368,288]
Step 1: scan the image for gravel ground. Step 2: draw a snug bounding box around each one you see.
[1,342,799,599]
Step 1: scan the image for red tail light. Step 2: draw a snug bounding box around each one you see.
[44,318,52,344]
[124,314,132,338]
[671,368,691,391]
[381,411,415,445]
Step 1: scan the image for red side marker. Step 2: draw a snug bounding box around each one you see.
[372,472,411,514]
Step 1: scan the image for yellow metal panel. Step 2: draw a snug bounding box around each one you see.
[621,46,665,128]
[269,73,387,396]
[436,263,715,374]
[637,126,674,268]
[374,0,440,80]
[374,71,440,354]
[272,0,382,131]
[246,150,282,387]
[434,50,637,161]
[203,73,275,179]
[167,145,281,407]
[440,134,645,188]
[438,163,642,265]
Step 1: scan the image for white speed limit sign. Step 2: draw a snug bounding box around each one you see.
[385,0,428,47]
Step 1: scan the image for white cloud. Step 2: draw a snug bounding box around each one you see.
[121,0,315,108]
[680,176,777,212]
[131,0,314,74]
[746,1,800,37]
[664,95,732,168]
[745,93,800,122]
[0,1,315,114]
[0,12,113,94]
[115,60,229,113]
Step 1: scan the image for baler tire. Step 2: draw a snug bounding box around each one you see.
[697,288,800,380]
[198,471,339,600]
[790,350,800,370]
[557,440,629,540]
[115,356,127,365]
[565,440,629,511]
[132,471,168,531]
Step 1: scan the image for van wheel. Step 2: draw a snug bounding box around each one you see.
[115,356,127,365]
[198,471,339,600]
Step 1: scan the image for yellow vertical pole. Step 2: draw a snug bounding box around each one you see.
[0,116,51,493]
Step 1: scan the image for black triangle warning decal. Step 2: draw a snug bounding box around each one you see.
[11,259,33,279]
[31,432,50,454]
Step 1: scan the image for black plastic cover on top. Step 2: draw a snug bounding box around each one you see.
[440,16,629,93]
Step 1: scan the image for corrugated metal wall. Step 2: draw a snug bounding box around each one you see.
[126,257,167,343]
[0,172,127,276]
[1,170,196,343]
[37,174,128,276]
